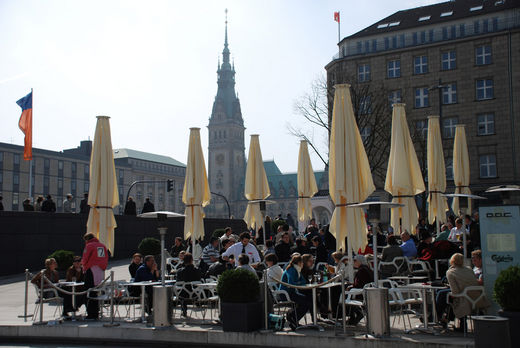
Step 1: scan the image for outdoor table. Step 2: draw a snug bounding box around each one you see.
[400,283,448,333]
[297,283,325,332]
[58,281,84,320]
[124,280,175,323]
[388,276,428,285]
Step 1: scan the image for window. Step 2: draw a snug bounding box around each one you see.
[13,172,19,185]
[58,161,63,171]
[471,5,483,11]
[414,56,428,74]
[359,96,372,114]
[14,153,20,166]
[446,157,453,180]
[477,113,495,135]
[58,178,63,190]
[84,182,90,193]
[415,88,429,108]
[388,90,402,106]
[387,60,401,78]
[442,83,457,104]
[360,127,371,144]
[357,64,370,83]
[480,155,497,178]
[0,172,3,190]
[443,117,458,138]
[43,176,49,194]
[0,152,3,166]
[476,46,492,65]
[84,164,89,179]
[460,24,466,36]
[419,16,431,22]
[12,192,19,210]
[476,79,494,100]
[71,181,77,194]
[441,11,453,17]
[71,162,77,178]
[441,51,456,70]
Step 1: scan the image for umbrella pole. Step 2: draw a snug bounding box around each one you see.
[347,236,354,282]
[373,228,378,287]
[159,227,167,286]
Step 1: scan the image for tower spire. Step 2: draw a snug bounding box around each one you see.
[222,9,230,65]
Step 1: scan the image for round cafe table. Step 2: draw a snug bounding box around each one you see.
[58,281,84,320]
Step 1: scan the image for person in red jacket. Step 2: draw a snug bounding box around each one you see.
[82,232,108,320]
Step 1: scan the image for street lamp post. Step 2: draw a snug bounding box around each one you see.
[211,191,231,218]
[429,78,449,128]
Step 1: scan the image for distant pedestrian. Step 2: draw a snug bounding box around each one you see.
[0,196,4,211]
[34,196,43,212]
[286,213,295,229]
[141,197,155,214]
[63,194,74,213]
[23,198,34,211]
[124,197,137,215]
[79,193,89,214]
[41,195,56,212]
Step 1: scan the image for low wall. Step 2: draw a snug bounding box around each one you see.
[0,211,246,277]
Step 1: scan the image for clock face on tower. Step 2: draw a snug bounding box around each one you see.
[216,154,225,165]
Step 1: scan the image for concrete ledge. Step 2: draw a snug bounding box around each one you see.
[0,324,474,348]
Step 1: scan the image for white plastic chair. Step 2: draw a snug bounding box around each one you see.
[448,285,487,336]
[378,256,407,276]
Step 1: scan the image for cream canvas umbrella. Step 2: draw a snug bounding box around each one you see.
[427,116,448,230]
[385,104,425,235]
[452,124,472,215]
[86,116,119,255]
[182,128,211,257]
[297,140,318,223]
[243,134,270,241]
[329,84,375,279]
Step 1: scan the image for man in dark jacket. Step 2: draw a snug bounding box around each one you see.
[275,232,292,263]
[207,256,232,277]
[311,236,328,264]
[141,198,155,214]
[170,237,186,257]
[41,195,56,212]
[23,199,34,211]
[124,197,137,215]
[134,255,160,314]
[176,253,202,316]
[79,193,90,214]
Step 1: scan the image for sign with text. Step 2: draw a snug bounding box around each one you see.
[479,205,520,314]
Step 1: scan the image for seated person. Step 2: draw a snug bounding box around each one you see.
[176,253,202,317]
[310,236,328,264]
[417,233,434,260]
[436,253,489,331]
[201,237,220,265]
[263,240,275,257]
[265,253,283,282]
[399,230,417,258]
[380,235,404,277]
[280,255,312,330]
[63,256,85,316]
[471,250,483,285]
[275,232,293,263]
[301,253,314,281]
[170,237,186,258]
[128,253,142,279]
[237,254,257,277]
[134,255,160,314]
[293,237,311,256]
[220,238,234,254]
[448,218,466,243]
[347,255,373,326]
[31,258,60,293]
[435,224,451,241]
[206,256,233,278]
[329,251,347,275]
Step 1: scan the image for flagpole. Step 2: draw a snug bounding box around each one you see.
[337,11,340,44]
[28,88,33,201]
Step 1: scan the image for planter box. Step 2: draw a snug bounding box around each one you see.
[499,310,520,347]
[221,301,263,332]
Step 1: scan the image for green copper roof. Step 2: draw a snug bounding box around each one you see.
[113,148,186,167]
[262,160,325,198]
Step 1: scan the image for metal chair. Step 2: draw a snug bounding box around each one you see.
[32,284,63,320]
[378,256,407,277]
[193,283,219,322]
[335,287,365,333]
[271,289,299,328]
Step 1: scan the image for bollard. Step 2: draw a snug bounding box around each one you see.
[264,269,268,330]
[341,272,346,334]
[39,270,44,323]
[18,269,33,321]
[103,271,119,327]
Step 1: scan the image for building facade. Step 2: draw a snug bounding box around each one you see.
[0,140,186,213]
[325,0,520,214]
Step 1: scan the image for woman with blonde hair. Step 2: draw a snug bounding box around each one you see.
[31,258,60,292]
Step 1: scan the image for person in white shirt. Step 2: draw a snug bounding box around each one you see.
[448,218,466,242]
[265,253,283,282]
[222,232,261,266]
[237,254,258,278]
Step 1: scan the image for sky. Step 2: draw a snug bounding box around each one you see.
[0,0,439,174]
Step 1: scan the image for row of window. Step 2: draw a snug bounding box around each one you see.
[414,113,495,140]
[358,45,492,82]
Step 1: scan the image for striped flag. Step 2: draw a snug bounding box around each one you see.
[16,91,33,160]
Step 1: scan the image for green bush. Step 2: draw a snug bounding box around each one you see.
[217,269,260,303]
[48,250,75,271]
[212,228,226,239]
[138,237,161,257]
[494,265,520,311]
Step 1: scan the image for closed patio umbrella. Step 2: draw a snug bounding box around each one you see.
[243,134,270,241]
[427,116,448,230]
[452,124,472,215]
[297,140,318,223]
[329,84,375,279]
[86,116,119,255]
[182,128,211,257]
[385,104,425,235]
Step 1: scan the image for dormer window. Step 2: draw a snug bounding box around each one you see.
[440,11,453,17]
[470,5,483,11]
[377,23,389,29]
[389,21,400,27]
[419,16,431,21]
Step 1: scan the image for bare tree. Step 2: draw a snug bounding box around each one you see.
[289,73,393,187]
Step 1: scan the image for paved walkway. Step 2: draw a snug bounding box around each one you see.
[0,260,475,347]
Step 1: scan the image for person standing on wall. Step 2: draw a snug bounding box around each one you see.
[81,232,108,320]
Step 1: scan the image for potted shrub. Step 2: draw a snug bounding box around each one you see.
[494,265,520,346]
[212,228,226,239]
[48,250,75,278]
[217,269,262,332]
[138,237,161,257]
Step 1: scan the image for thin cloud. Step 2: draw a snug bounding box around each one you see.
[0,72,30,85]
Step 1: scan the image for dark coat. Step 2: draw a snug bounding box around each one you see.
[353,265,373,289]
[312,243,329,263]
[80,198,90,214]
[177,264,202,282]
[141,201,155,214]
[129,262,142,279]
[124,200,137,215]
[275,242,292,263]
[41,199,56,212]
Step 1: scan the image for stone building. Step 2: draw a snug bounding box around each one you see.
[0,140,185,213]
[325,0,520,215]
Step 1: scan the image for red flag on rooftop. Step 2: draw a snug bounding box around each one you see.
[16,91,33,160]
[334,12,340,23]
